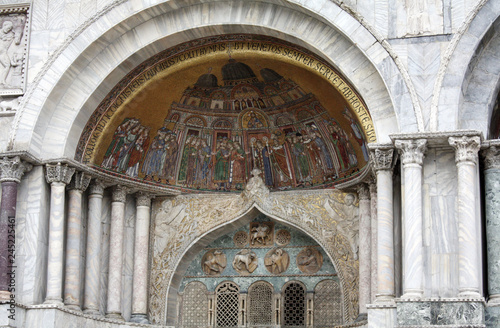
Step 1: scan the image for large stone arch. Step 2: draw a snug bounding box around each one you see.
[432,0,500,132]
[12,0,418,160]
[150,189,359,325]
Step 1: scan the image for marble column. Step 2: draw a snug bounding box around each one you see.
[369,181,378,303]
[83,180,105,315]
[131,192,152,323]
[369,145,395,303]
[357,183,371,317]
[395,139,427,299]
[0,156,31,300]
[44,163,75,305]
[483,145,500,304]
[449,136,481,298]
[106,185,127,320]
[64,172,91,311]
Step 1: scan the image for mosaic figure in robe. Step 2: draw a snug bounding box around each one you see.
[125,128,150,178]
[229,141,247,190]
[214,138,231,190]
[142,131,166,178]
[160,132,179,181]
[253,140,273,186]
[269,137,292,188]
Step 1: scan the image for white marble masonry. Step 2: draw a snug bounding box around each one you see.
[106,185,127,321]
[357,184,371,315]
[449,136,481,298]
[395,139,427,299]
[44,163,75,305]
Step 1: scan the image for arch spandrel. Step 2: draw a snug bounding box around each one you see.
[150,176,360,325]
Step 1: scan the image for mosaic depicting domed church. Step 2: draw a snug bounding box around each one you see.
[83,36,372,193]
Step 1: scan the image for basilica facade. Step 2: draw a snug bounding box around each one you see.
[0,0,500,327]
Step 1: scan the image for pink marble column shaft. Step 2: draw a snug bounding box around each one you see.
[357,184,371,315]
[131,192,152,324]
[106,185,127,320]
[449,136,481,298]
[64,172,90,310]
[45,163,75,305]
[83,180,105,315]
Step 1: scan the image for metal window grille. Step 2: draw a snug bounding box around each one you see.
[282,282,305,327]
[248,281,273,325]
[314,280,342,327]
[181,281,209,327]
[216,282,240,327]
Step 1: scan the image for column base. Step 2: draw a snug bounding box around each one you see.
[43,298,63,306]
[83,308,102,316]
[65,304,81,312]
[355,312,368,322]
[458,289,481,298]
[105,312,124,321]
[488,294,500,305]
[401,290,423,300]
[375,293,395,304]
[130,314,149,324]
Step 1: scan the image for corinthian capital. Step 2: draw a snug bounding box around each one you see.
[394,139,427,166]
[356,184,370,201]
[111,185,127,203]
[68,171,91,192]
[369,145,395,171]
[0,156,32,183]
[45,163,75,185]
[448,136,481,164]
[136,192,153,207]
[483,146,500,170]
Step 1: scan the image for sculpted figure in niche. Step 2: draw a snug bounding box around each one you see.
[297,247,323,274]
[0,20,22,86]
[250,222,273,246]
[233,249,258,275]
[325,193,360,260]
[264,248,289,274]
[202,250,227,276]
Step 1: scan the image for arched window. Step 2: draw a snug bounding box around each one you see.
[215,281,240,327]
[282,281,306,327]
[248,281,273,325]
[181,281,209,327]
[314,279,343,326]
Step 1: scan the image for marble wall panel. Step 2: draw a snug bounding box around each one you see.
[98,191,111,315]
[397,300,485,326]
[486,305,500,328]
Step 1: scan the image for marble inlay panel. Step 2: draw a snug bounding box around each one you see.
[397,300,485,326]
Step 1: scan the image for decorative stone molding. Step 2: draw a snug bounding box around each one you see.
[483,146,500,170]
[448,136,481,164]
[45,163,75,185]
[0,156,31,182]
[111,185,127,203]
[136,192,152,207]
[394,139,427,165]
[368,145,395,171]
[88,179,105,195]
[68,172,91,192]
[356,184,370,201]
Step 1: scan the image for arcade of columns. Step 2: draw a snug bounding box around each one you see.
[0,134,499,323]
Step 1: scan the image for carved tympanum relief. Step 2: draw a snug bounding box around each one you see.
[264,248,290,274]
[250,222,274,246]
[149,172,360,324]
[232,249,258,275]
[202,250,227,276]
[297,247,324,274]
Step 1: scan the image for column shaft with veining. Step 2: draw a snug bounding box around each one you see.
[357,184,371,315]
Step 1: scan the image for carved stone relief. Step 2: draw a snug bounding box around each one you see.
[0,5,30,101]
[250,222,274,246]
[275,229,291,246]
[149,172,360,324]
[233,231,248,247]
[201,250,227,276]
[297,247,323,274]
[264,248,290,274]
[232,249,258,275]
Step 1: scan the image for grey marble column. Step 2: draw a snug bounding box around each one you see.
[484,145,500,304]
[357,184,371,316]
[44,163,75,305]
[0,156,31,300]
[131,192,152,323]
[83,180,105,314]
[64,172,91,311]
[449,136,481,298]
[369,181,378,303]
[106,185,127,321]
[369,145,396,303]
[395,139,427,299]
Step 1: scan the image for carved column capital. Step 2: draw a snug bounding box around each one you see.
[45,163,75,185]
[394,139,427,166]
[483,146,500,170]
[448,136,481,164]
[88,179,105,195]
[357,184,370,201]
[136,192,153,207]
[68,172,91,192]
[111,185,127,203]
[369,146,395,172]
[0,156,32,183]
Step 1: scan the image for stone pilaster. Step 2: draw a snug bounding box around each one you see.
[0,156,31,299]
[483,145,500,304]
[369,145,396,303]
[449,136,481,298]
[357,183,371,317]
[64,172,91,311]
[395,139,427,299]
[83,180,105,315]
[131,192,153,323]
[44,163,75,305]
[106,185,127,321]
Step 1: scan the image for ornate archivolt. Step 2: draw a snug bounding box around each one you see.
[148,170,360,324]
